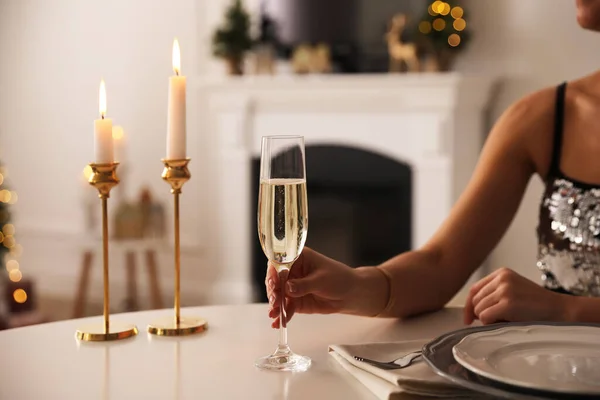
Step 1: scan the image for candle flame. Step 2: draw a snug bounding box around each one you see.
[99,79,107,118]
[172,38,181,75]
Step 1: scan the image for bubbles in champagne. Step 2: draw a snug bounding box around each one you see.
[258,179,308,266]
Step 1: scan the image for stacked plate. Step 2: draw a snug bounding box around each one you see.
[422,322,600,399]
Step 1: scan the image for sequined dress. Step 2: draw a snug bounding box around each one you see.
[537,82,600,296]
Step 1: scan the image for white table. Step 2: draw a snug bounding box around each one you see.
[0,304,465,399]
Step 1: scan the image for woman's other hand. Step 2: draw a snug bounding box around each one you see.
[464,267,569,325]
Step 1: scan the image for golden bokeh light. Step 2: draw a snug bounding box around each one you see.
[0,189,9,203]
[9,269,22,283]
[428,4,437,16]
[83,165,93,181]
[440,2,451,15]
[13,289,27,304]
[448,33,461,47]
[112,126,124,140]
[0,173,3,185]
[11,243,23,257]
[0,231,3,244]
[432,1,443,14]
[419,21,432,34]
[453,18,466,31]
[3,235,15,249]
[6,259,18,271]
[8,191,17,204]
[433,18,446,31]
[451,6,464,19]
[3,223,15,236]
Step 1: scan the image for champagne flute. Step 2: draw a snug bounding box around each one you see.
[255,135,311,372]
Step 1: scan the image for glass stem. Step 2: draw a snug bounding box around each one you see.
[278,268,289,352]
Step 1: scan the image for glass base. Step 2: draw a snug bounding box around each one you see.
[255,348,311,372]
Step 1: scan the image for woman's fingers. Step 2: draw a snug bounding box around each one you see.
[473,287,501,317]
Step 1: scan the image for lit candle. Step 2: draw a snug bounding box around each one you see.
[94,80,114,163]
[166,38,186,160]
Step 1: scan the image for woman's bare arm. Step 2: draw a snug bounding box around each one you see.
[372,90,554,318]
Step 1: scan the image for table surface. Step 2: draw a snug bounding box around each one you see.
[0,304,466,400]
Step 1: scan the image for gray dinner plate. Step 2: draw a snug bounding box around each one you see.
[422,322,600,400]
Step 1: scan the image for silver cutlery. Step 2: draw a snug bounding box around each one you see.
[354,351,422,370]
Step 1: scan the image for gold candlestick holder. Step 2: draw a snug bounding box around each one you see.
[147,158,207,336]
[76,163,138,341]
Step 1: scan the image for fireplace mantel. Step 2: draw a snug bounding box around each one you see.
[197,73,496,304]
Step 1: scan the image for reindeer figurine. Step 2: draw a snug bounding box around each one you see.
[385,14,420,73]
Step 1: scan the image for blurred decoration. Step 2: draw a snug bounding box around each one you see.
[212,0,253,75]
[416,1,471,71]
[385,14,420,73]
[291,43,332,74]
[0,163,43,330]
[251,0,280,75]
[0,164,10,272]
[113,187,165,240]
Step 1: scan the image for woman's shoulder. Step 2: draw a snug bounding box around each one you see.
[501,86,558,132]
[490,85,563,178]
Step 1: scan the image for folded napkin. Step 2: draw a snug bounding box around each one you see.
[328,339,489,399]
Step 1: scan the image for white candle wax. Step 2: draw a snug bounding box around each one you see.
[94,80,114,163]
[166,39,186,160]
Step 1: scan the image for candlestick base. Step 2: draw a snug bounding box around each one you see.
[147,317,208,337]
[75,322,138,342]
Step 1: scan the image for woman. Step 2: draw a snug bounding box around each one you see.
[266,0,600,327]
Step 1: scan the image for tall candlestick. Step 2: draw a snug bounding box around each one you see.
[167,39,186,160]
[94,80,114,163]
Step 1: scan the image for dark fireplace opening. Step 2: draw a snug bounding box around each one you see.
[251,145,412,302]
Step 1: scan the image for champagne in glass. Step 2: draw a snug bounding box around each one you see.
[255,135,311,372]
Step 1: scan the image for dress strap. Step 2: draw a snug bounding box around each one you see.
[549,82,567,175]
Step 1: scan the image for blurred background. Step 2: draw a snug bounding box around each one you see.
[0,0,599,328]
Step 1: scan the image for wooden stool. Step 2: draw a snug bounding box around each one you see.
[72,243,164,319]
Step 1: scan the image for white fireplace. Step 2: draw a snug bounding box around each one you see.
[197,73,495,304]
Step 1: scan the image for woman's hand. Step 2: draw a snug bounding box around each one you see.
[464,267,569,325]
[265,247,387,328]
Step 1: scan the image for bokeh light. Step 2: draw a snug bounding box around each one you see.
[3,223,15,236]
[0,231,3,244]
[428,4,437,16]
[0,173,3,185]
[83,165,93,181]
[0,190,10,203]
[448,33,461,47]
[433,18,446,31]
[112,126,124,140]
[13,289,27,304]
[432,1,443,14]
[453,18,466,31]
[9,269,22,282]
[451,6,464,19]
[3,235,15,248]
[6,259,19,271]
[419,21,432,34]
[11,243,23,257]
[440,2,451,16]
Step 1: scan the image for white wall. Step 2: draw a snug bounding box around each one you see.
[454,0,600,282]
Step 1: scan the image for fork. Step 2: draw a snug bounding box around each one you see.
[354,351,422,370]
